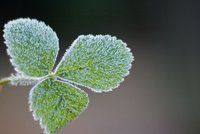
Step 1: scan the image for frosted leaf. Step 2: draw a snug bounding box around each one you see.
[3,18,59,77]
[29,78,89,134]
[55,35,134,92]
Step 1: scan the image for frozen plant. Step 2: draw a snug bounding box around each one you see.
[0,18,134,134]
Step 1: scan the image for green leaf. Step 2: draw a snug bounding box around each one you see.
[55,35,134,92]
[29,78,89,134]
[3,18,59,77]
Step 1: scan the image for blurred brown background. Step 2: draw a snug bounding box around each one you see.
[0,0,200,134]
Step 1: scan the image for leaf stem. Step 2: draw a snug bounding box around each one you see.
[0,78,11,87]
[0,75,42,87]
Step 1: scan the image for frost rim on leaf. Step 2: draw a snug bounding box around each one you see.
[29,78,89,134]
[54,34,134,93]
[3,18,59,77]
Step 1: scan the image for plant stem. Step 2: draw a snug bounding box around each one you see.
[0,78,11,87]
[0,74,51,87]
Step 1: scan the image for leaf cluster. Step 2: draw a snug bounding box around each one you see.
[3,18,134,134]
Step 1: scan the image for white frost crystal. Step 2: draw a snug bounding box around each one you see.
[3,18,59,77]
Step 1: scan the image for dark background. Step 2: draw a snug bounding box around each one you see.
[0,0,199,134]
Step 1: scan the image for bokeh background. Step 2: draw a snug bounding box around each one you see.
[0,0,199,134]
